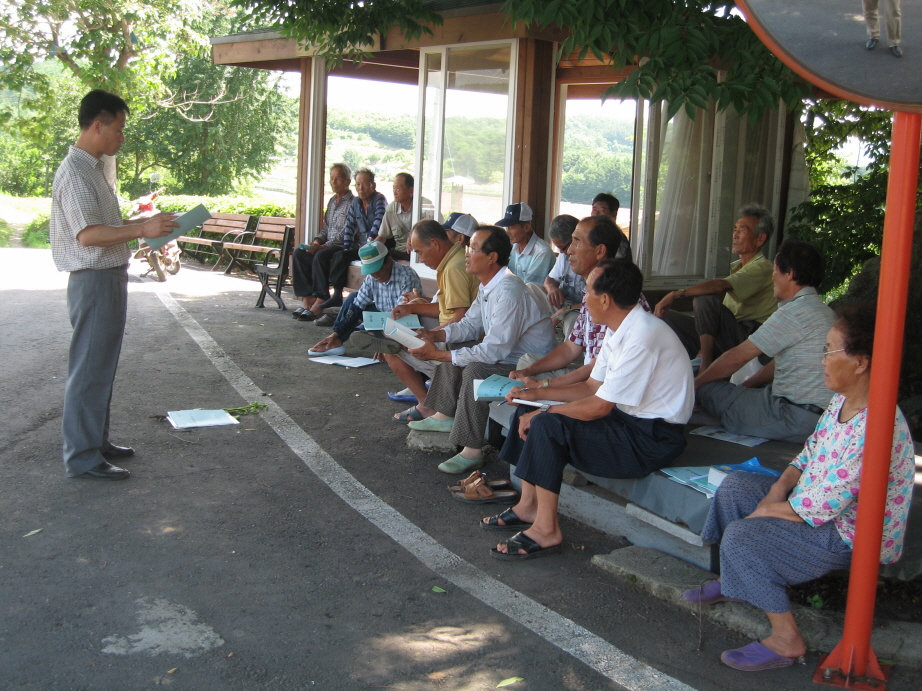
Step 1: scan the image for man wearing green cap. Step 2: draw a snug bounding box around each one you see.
[308,241,422,357]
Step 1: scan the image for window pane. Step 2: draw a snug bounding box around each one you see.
[557,94,636,231]
[441,45,511,224]
[420,52,443,219]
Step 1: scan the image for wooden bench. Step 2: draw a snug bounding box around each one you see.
[177,213,253,268]
[217,215,295,277]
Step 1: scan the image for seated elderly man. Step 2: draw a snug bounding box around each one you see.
[694,240,834,443]
[543,215,584,309]
[353,219,479,421]
[406,225,556,474]
[654,204,777,370]
[497,202,556,285]
[516,215,631,387]
[485,260,693,559]
[308,241,421,357]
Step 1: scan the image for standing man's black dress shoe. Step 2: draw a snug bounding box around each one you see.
[866,38,879,50]
[80,462,130,480]
[891,46,903,58]
[101,445,135,459]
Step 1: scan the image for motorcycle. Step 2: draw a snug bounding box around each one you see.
[130,186,181,282]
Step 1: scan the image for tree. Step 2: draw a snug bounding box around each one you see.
[238,0,809,122]
[0,0,204,114]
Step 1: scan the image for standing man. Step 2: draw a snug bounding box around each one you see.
[407,225,556,474]
[301,167,388,320]
[654,204,777,371]
[51,89,178,480]
[497,202,556,285]
[291,163,354,319]
[864,0,902,57]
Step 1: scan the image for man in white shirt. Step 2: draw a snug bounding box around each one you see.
[485,260,694,559]
[498,202,555,285]
[377,172,437,260]
[407,225,556,474]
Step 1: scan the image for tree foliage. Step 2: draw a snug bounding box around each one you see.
[234,0,443,68]
[0,0,204,116]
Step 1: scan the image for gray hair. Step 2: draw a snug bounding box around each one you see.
[411,219,448,245]
[738,203,774,240]
[547,214,579,244]
[355,167,375,183]
[330,162,351,180]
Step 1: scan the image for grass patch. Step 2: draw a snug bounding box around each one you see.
[0,218,12,247]
[0,194,51,218]
[21,214,51,248]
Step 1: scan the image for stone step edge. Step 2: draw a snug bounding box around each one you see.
[592,545,922,670]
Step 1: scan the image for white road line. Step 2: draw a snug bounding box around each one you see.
[155,287,698,691]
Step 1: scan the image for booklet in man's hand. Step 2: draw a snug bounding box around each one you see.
[473,374,522,401]
[384,318,425,349]
[144,204,211,251]
[362,312,422,331]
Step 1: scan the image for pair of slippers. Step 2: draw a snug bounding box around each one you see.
[448,472,518,504]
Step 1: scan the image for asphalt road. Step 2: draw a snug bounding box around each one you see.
[1,248,919,691]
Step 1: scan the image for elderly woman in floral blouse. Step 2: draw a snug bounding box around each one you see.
[683,301,914,672]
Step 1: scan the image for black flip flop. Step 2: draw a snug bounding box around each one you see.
[481,507,532,531]
[491,531,562,560]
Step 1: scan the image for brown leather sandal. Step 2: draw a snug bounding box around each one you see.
[451,476,519,504]
[447,471,512,493]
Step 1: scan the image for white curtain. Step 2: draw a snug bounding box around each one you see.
[651,106,712,276]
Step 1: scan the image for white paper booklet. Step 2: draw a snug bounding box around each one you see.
[384,318,425,349]
[144,204,211,250]
[166,409,239,429]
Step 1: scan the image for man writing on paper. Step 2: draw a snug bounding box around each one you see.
[308,241,421,357]
[52,89,178,480]
[484,260,693,559]
[405,225,556,474]
[352,219,480,422]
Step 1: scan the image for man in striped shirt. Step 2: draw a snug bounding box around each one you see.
[301,167,388,320]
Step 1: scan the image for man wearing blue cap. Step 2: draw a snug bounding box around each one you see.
[308,240,421,357]
[497,202,555,285]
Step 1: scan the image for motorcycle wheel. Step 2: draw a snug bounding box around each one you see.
[149,252,167,282]
[165,255,181,275]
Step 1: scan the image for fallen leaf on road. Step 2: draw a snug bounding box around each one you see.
[497,678,524,687]
[432,586,447,594]
[23,529,43,537]
[166,668,177,674]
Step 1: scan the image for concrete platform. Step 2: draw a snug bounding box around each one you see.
[593,546,922,669]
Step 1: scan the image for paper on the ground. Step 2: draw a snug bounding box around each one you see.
[384,318,425,349]
[144,204,211,251]
[510,398,566,408]
[658,466,712,486]
[166,408,239,429]
[309,355,380,368]
[689,426,769,447]
[473,374,522,401]
[362,312,422,331]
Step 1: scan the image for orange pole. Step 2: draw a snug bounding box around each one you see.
[818,111,921,684]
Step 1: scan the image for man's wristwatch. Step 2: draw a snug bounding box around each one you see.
[539,403,551,412]
[540,379,550,388]
[678,289,686,299]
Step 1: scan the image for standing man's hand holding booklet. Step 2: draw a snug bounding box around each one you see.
[143,204,211,250]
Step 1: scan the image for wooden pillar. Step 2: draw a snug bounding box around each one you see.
[511,38,555,237]
[295,57,329,246]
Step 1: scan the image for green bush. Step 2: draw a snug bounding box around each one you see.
[21,214,50,248]
[156,196,295,219]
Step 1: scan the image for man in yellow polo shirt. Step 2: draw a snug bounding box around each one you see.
[352,217,480,422]
[653,204,777,371]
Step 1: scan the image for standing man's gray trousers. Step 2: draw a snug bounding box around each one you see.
[62,266,128,476]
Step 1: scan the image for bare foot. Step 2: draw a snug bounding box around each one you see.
[310,336,342,353]
[760,634,806,659]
